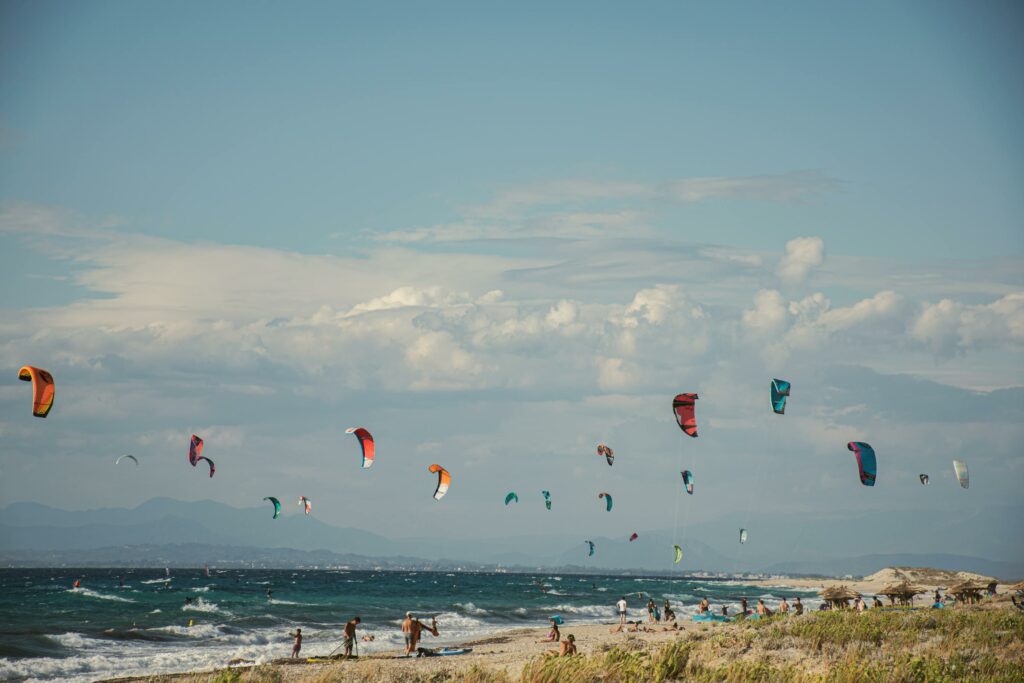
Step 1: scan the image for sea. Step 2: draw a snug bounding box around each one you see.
[0,568,819,682]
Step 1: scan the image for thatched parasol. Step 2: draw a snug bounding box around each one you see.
[819,585,861,606]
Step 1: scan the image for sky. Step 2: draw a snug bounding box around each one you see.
[1,1,1022,558]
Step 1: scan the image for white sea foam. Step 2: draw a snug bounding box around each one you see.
[141,579,170,584]
[68,588,135,603]
[453,602,488,616]
[182,598,225,614]
[189,586,212,593]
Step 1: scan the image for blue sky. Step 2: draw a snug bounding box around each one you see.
[1,2,1022,560]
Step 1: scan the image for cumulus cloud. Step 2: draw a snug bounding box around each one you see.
[911,293,1024,357]
[777,236,825,284]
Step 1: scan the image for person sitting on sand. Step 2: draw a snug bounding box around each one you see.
[543,634,577,657]
[537,617,560,643]
[756,599,772,617]
[342,617,360,659]
[290,628,302,658]
[779,597,789,614]
[793,597,803,616]
[698,597,710,614]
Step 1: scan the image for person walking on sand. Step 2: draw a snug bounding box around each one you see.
[779,597,790,615]
[616,596,628,626]
[402,612,415,656]
[537,617,560,643]
[342,617,360,659]
[289,628,302,658]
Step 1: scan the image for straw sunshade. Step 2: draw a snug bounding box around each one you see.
[879,581,925,598]
[819,586,861,605]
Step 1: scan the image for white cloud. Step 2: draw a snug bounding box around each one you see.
[911,293,1024,357]
[777,236,825,284]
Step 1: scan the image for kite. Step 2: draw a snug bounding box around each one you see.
[598,492,613,512]
[771,379,791,415]
[672,393,698,437]
[673,545,683,564]
[428,464,451,500]
[542,490,552,510]
[847,442,877,486]
[504,492,519,505]
[681,470,694,495]
[597,444,614,466]
[197,456,215,478]
[919,474,929,485]
[345,427,375,469]
[629,532,639,542]
[116,454,139,466]
[188,435,204,466]
[953,460,969,489]
[264,497,281,519]
[739,528,747,544]
[18,366,54,418]
[585,540,595,557]
[299,496,311,514]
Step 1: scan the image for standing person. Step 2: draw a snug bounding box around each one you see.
[756,599,772,617]
[793,597,804,615]
[267,588,274,601]
[616,596,628,626]
[740,597,749,615]
[662,600,671,622]
[856,597,866,613]
[646,598,656,623]
[872,596,882,609]
[289,628,302,658]
[779,597,790,615]
[342,617,361,659]
[698,597,710,614]
[401,612,415,656]
[406,614,438,654]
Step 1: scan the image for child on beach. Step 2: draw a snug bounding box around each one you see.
[290,628,302,658]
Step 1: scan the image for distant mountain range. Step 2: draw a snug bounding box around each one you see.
[2,498,1022,579]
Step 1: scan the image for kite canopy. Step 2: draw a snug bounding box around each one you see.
[597,444,614,466]
[673,545,683,564]
[345,427,375,468]
[115,454,138,466]
[585,540,595,557]
[672,393,698,437]
[598,492,613,512]
[188,435,204,466]
[504,492,518,505]
[197,456,215,478]
[847,442,877,486]
[18,366,54,418]
[681,470,694,495]
[739,528,748,544]
[542,490,552,510]
[264,496,281,518]
[953,460,969,489]
[299,496,312,514]
[919,473,929,485]
[770,379,791,415]
[428,464,450,500]
[629,532,639,542]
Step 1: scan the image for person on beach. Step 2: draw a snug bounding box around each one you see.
[402,612,415,655]
[856,597,867,613]
[342,617,361,659]
[616,597,628,625]
[740,597,749,615]
[646,598,656,622]
[873,596,882,609]
[779,597,789,615]
[402,613,439,655]
[698,597,709,614]
[664,605,676,621]
[662,600,671,621]
[793,597,804,615]
[289,628,302,658]
[544,634,577,657]
[721,605,729,617]
[537,617,560,643]
[756,599,772,617]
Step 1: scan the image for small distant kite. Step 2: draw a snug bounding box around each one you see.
[598,492,613,512]
[116,454,139,466]
[18,366,54,418]
[847,442,877,486]
[585,540,595,557]
[429,464,451,500]
[681,470,694,495]
[771,379,791,415]
[673,545,683,564]
[504,492,519,505]
[739,528,748,544]
[542,490,552,510]
[629,532,639,542]
[345,427,375,469]
[264,497,281,519]
[953,460,969,489]
[919,474,929,485]
[188,435,204,466]
[672,394,698,437]
[299,496,311,514]
[597,444,614,466]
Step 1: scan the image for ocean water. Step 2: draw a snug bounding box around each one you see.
[0,568,817,682]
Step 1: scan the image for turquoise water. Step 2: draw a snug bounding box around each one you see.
[0,568,816,681]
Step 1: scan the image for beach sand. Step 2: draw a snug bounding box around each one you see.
[747,566,1001,595]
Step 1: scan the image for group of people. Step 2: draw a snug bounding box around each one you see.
[286,613,434,660]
